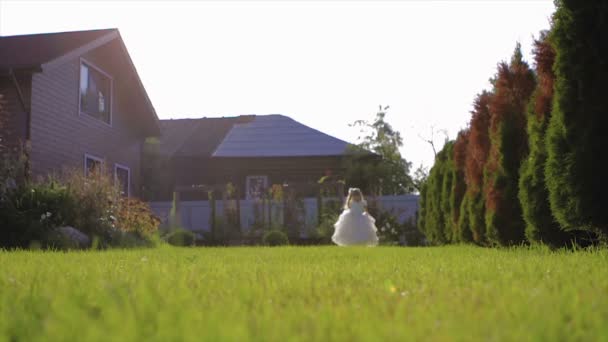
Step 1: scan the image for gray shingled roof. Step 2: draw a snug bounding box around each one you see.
[159,116,255,157]
[212,115,351,157]
[159,115,353,158]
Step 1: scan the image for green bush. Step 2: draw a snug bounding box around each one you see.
[315,211,339,244]
[262,230,289,246]
[0,181,72,248]
[165,229,196,246]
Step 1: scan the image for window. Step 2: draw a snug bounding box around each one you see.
[84,154,104,177]
[246,175,268,200]
[79,60,112,124]
[114,164,130,197]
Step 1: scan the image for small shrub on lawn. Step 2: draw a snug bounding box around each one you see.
[116,197,161,240]
[0,180,72,248]
[62,169,122,246]
[262,230,289,246]
[315,212,339,244]
[165,229,196,246]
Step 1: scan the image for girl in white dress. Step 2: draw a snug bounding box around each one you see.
[332,188,379,246]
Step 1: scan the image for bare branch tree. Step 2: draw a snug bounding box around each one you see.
[417,125,449,159]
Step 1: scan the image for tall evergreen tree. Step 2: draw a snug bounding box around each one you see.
[452,129,471,242]
[417,182,428,237]
[441,142,456,242]
[518,31,571,247]
[423,144,451,244]
[545,0,608,238]
[464,91,493,244]
[484,43,536,246]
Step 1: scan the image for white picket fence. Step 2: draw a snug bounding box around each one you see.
[149,195,419,234]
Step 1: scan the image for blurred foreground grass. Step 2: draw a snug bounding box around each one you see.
[1,245,607,341]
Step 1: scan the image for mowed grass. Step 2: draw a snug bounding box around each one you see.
[1,246,607,342]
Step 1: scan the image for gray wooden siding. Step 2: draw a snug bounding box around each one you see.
[0,76,30,150]
[29,43,143,195]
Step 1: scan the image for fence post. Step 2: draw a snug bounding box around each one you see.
[317,187,323,226]
[267,192,272,230]
[169,191,181,229]
[236,188,241,233]
[209,190,216,239]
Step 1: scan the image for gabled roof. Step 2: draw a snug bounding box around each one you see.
[0,28,117,70]
[159,116,255,157]
[159,115,352,158]
[0,29,160,135]
[213,115,350,157]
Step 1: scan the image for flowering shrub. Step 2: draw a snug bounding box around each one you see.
[61,169,122,245]
[116,197,160,239]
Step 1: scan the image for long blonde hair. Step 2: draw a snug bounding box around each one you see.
[344,188,365,209]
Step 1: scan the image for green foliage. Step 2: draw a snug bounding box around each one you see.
[467,191,487,244]
[345,105,413,195]
[262,230,289,246]
[440,142,455,241]
[420,143,451,244]
[0,181,72,248]
[314,210,340,244]
[518,31,573,247]
[457,195,473,242]
[545,0,608,238]
[417,183,427,236]
[165,229,196,246]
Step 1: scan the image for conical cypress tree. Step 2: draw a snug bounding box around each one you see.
[441,142,456,242]
[458,194,473,242]
[424,144,451,244]
[545,0,608,238]
[518,31,572,247]
[484,44,536,246]
[417,182,428,237]
[452,130,470,242]
[464,91,493,244]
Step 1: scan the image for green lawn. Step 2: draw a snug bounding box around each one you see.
[1,246,607,341]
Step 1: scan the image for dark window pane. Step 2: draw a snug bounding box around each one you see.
[116,167,130,196]
[86,157,102,177]
[80,63,111,124]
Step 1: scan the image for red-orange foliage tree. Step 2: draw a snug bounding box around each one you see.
[484,44,536,246]
[463,91,493,244]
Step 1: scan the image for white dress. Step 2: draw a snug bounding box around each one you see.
[332,200,379,246]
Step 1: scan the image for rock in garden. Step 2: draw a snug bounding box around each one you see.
[57,226,91,248]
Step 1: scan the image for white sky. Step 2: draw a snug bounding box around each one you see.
[0,0,555,169]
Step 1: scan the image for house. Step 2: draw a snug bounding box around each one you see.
[0,29,159,196]
[156,114,361,200]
